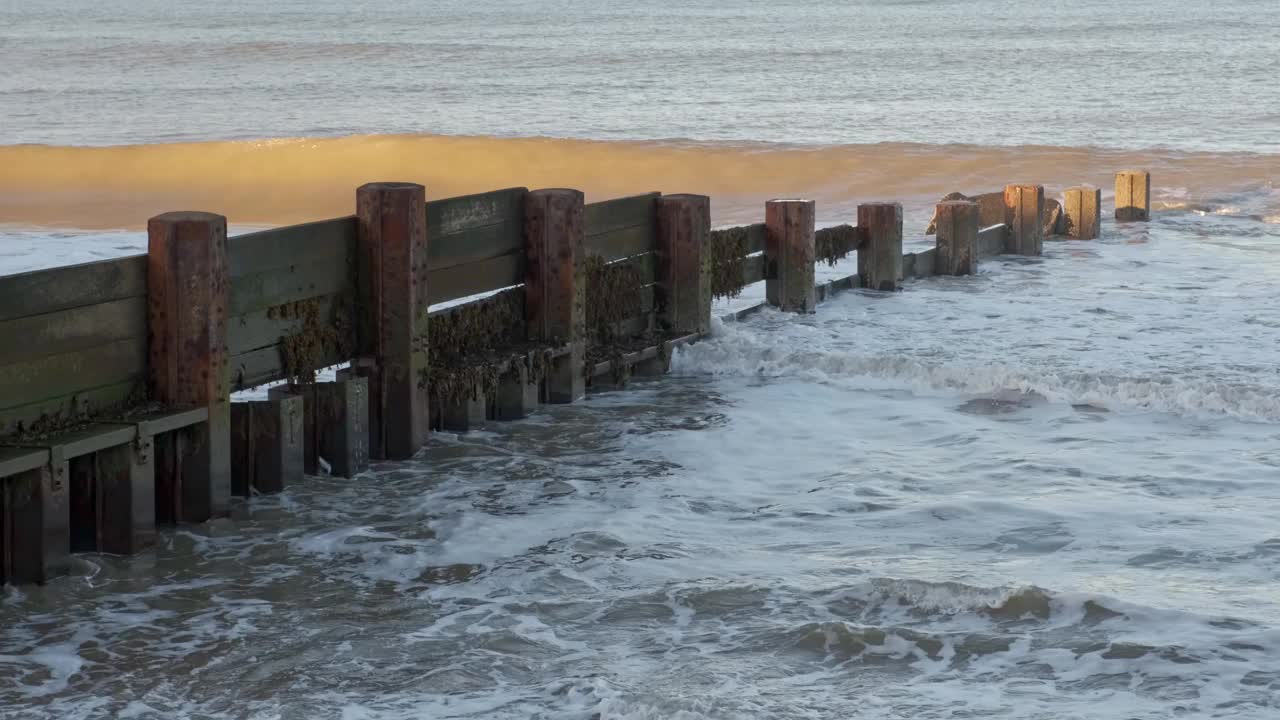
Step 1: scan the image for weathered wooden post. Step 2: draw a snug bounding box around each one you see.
[0,449,67,584]
[148,211,231,522]
[857,202,903,291]
[656,194,712,333]
[765,199,816,312]
[494,358,540,420]
[1003,184,1045,255]
[525,189,586,403]
[230,394,303,495]
[356,183,430,460]
[1115,170,1151,221]
[934,200,979,275]
[1064,186,1102,239]
[313,376,370,477]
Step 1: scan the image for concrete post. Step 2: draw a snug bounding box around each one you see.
[1064,186,1102,239]
[934,200,979,275]
[857,202,903,291]
[524,189,586,404]
[765,199,817,312]
[656,194,713,334]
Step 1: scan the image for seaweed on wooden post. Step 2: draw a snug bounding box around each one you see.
[147,211,231,522]
[1064,186,1102,239]
[857,202,903,291]
[765,199,816,313]
[1003,184,1045,256]
[356,182,430,460]
[934,200,979,275]
[524,189,586,404]
[1115,171,1151,222]
[656,194,712,334]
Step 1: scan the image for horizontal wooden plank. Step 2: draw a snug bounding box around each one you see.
[585,193,659,237]
[605,252,657,286]
[912,248,936,278]
[0,254,146,323]
[229,256,352,316]
[228,293,352,358]
[741,253,765,285]
[228,216,356,279]
[427,252,524,306]
[0,295,147,366]
[744,223,766,255]
[428,219,523,272]
[0,379,141,439]
[427,187,526,236]
[587,223,655,263]
[229,340,349,391]
[978,224,1008,257]
[0,447,49,478]
[0,336,146,411]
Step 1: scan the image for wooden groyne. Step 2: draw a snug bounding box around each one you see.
[0,172,1152,585]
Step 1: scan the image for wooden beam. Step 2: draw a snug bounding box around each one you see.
[765,199,816,313]
[656,194,712,334]
[524,189,586,404]
[1065,186,1102,239]
[935,200,979,276]
[857,203,903,291]
[1115,170,1151,221]
[356,182,430,460]
[1003,184,1045,256]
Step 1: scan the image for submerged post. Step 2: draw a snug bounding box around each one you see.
[147,211,231,522]
[857,202,903,291]
[656,194,713,333]
[356,182,430,460]
[1115,170,1151,221]
[525,189,586,403]
[934,200,979,275]
[1003,184,1045,255]
[1064,186,1102,239]
[765,199,816,312]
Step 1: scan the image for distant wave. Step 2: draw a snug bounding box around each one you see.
[2,134,1279,229]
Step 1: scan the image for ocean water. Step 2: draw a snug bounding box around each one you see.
[3,1,1280,719]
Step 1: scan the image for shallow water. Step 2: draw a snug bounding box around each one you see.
[3,209,1279,719]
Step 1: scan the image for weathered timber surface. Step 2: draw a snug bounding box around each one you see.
[314,377,369,478]
[977,224,1009,257]
[1044,198,1065,237]
[904,248,936,279]
[0,254,147,324]
[925,192,1006,234]
[230,341,348,392]
[765,199,816,313]
[1115,170,1151,221]
[0,457,67,584]
[228,216,356,279]
[427,187,526,237]
[0,337,145,411]
[356,182,431,460]
[585,193,659,236]
[427,253,523,306]
[0,295,147,367]
[1004,184,1045,256]
[1064,186,1102,239]
[656,194,712,334]
[227,292,350,359]
[857,203,903,291]
[525,189,586,403]
[229,255,351,317]
[935,200,980,275]
[741,253,765,285]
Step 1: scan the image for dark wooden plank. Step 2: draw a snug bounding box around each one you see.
[427,252,524,306]
[229,256,352,316]
[0,337,146,411]
[227,216,356,279]
[0,380,141,438]
[913,248,936,278]
[0,296,147,366]
[428,220,523,272]
[978,223,1008,257]
[228,292,349,357]
[0,255,146,323]
[587,224,656,263]
[745,223,767,255]
[585,193,659,237]
[427,187,526,236]
[606,252,657,285]
[229,342,349,391]
[742,253,765,285]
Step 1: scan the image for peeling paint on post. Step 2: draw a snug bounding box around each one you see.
[357,182,430,460]
[1115,171,1151,221]
[524,189,586,404]
[1064,186,1102,239]
[935,200,979,275]
[765,199,816,313]
[656,194,713,333]
[147,211,231,522]
[1003,184,1045,256]
[857,202,903,291]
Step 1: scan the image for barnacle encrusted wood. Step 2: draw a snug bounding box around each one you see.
[583,254,644,344]
[275,295,354,386]
[814,224,860,267]
[708,226,750,299]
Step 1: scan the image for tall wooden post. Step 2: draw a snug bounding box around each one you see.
[934,200,979,276]
[656,194,712,334]
[1064,186,1102,239]
[1003,184,1045,255]
[147,211,231,522]
[857,202,903,291]
[357,182,430,460]
[765,199,816,313]
[1115,170,1151,221]
[0,449,67,584]
[525,189,586,403]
